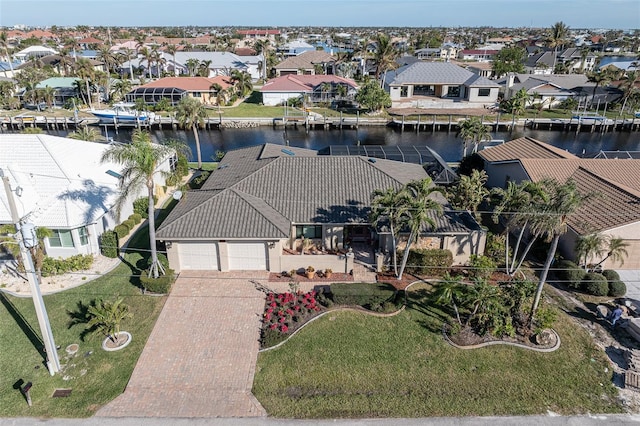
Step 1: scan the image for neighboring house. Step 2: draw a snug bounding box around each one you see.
[35,77,81,106]
[457,49,499,62]
[260,74,358,106]
[478,137,640,269]
[13,45,58,63]
[277,40,316,57]
[235,29,280,49]
[125,76,234,106]
[557,47,597,73]
[274,50,335,76]
[77,37,104,50]
[524,51,555,75]
[170,52,261,80]
[382,62,500,109]
[599,60,639,72]
[0,134,172,259]
[156,144,486,272]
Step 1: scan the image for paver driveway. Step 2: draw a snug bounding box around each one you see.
[97,272,268,418]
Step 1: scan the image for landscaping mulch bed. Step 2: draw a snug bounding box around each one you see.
[268,272,353,282]
[444,323,557,350]
[376,272,433,290]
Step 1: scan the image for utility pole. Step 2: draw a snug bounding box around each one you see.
[1,170,60,375]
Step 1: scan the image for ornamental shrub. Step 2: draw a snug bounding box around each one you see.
[403,248,453,276]
[602,269,620,282]
[468,254,496,280]
[113,224,130,241]
[582,272,609,296]
[133,196,156,219]
[122,219,135,231]
[608,280,627,297]
[330,282,396,309]
[190,171,210,189]
[100,231,118,258]
[129,213,143,224]
[139,268,175,294]
[41,254,94,277]
[555,260,586,288]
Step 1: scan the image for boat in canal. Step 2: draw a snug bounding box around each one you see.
[90,102,157,124]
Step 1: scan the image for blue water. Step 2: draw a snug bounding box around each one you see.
[42,125,640,163]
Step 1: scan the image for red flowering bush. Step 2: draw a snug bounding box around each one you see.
[261,289,326,348]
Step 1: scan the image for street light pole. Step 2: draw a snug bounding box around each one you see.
[1,170,60,375]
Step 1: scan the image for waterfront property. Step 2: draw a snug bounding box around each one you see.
[382,62,500,109]
[274,50,336,77]
[479,137,640,269]
[260,74,358,106]
[125,76,234,107]
[156,144,485,273]
[0,134,173,259]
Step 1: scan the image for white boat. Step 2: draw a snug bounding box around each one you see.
[90,102,157,123]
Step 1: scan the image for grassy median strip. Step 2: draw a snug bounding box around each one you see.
[253,284,622,418]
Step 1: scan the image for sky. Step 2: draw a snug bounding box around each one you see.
[1,0,638,29]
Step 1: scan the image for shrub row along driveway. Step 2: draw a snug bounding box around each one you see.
[97,272,268,418]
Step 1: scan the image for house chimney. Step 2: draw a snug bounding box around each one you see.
[507,72,515,89]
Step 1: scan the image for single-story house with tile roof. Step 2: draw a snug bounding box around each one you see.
[0,134,173,259]
[382,62,500,109]
[478,137,640,269]
[260,75,358,106]
[125,76,234,106]
[274,50,336,76]
[156,144,486,273]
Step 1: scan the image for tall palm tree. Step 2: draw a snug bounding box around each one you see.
[185,58,200,77]
[457,116,491,157]
[138,46,154,79]
[370,186,408,277]
[198,59,212,77]
[74,58,95,109]
[618,70,640,115]
[175,96,207,169]
[548,21,569,73]
[100,130,184,278]
[373,33,398,87]
[586,68,615,108]
[254,39,270,81]
[230,70,253,98]
[111,78,132,102]
[529,178,593,323]
[575,234,607,269]
[397,178,443,280]
[166,44,178,76]
[0,31,14,77]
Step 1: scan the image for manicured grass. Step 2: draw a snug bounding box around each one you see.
[253,283,623,418]
[0,201,179,417]
[218,102,288,118]
[188,162,218,171]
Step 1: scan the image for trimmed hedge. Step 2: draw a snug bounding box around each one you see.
[140,268,175,294]
[555,259,586,288]
[403,248,453,276]
[608,280,627,297]
[468,254,496,280]
[41,254,94,277]
[330,282,396,310]
[602,269,620,282]
[122,219,135,230]
[100,231,118,258]
[582,272,609,296]
[113,224,130,240]
[129,213,143,224]
[133,196,156,219]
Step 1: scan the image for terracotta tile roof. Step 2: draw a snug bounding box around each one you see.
[78,37,103,44]
[139,76,233,91]
[478,137,578,162]
[237,30,280,36]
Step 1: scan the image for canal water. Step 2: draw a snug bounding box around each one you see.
[42,125,640,163]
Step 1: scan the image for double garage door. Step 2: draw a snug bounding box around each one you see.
[178,242,267,271]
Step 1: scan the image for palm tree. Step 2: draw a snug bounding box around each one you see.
[138,46,154,79]
[529,179,594,323]
[432,273,465,325]
[320,82,332,102]
[373,33,398,87]
[397,178,443,280]
[175,96,207,169]
[575,233,607,269]
[370,186,408,277]
[74,58,95,109]
[67,125,102,141]
[548,21,569,73]
[445,169,489,220]
[254,39,270,81]
[101,130,185,278]
[166,44,178,76]
[0,31,14,77]
[41,85,56,108]
[586,68,615,108]
[86,298,132,344]
[592,236,629,269]
[457,116,491,157]
[618,70,640,116]
[185,58,200,77]
[231,70,253,98]
[111,79,132,102]
[198,59,212,77]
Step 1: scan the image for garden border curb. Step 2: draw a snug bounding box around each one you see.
[441,324,561,352]
[259,304,405,353]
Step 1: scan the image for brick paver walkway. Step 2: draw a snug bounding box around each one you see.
[96,272,269,418]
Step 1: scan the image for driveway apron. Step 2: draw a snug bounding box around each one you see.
[96,272,268,418]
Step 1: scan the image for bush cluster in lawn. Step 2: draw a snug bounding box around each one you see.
[41,254,94,277]
[139,269,175,294]
[555,260,586,288]
[330,282,397,311]
[582,272,609,296]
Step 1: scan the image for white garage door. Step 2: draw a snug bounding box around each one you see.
[227,242,267,270]
[178,242,219,270]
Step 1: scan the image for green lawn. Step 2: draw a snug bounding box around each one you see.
[253,283,623,418]
[0,203,176,417]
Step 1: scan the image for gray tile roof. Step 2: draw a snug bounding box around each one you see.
[385,62,499,87]
[157,144,440,240]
